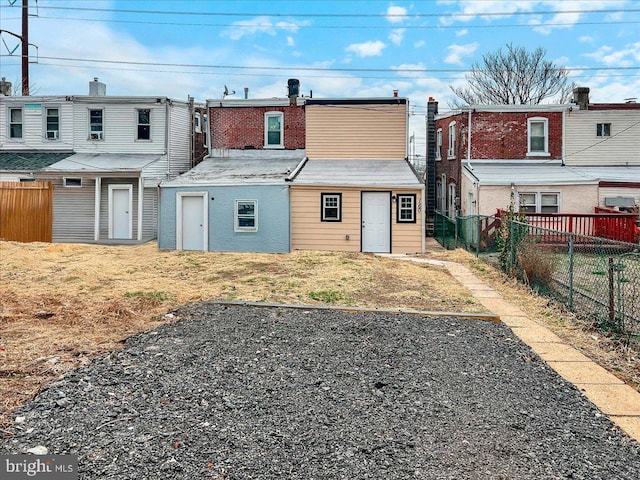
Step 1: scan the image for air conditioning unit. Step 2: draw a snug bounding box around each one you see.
[46,130,58,140]
[90,131,103,140]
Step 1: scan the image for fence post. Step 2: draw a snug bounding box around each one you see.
[608,257,615,323]
[509,219,515,272]
[454,216,459,249]
[568,233,574,310]
[476,216,481,257]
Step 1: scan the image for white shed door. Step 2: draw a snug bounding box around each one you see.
[362,192,391,253]
[180,195,206,251]
[110,186,132,239]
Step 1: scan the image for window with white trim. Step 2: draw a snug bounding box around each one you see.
[436,128,442,160]
[321,193,342,222]
[137,109,151,140]
[527,117,548,155]
[447,122,456,158]
[264,112,284,148]
[397,194,416,223]
[195,113,202,133]
[518,191,559,213]
[435,180,443,212]
[63,177,82,188]
[596,123,611,137]
[235,200,258,232]
[46,108,59,140]
[89,109,103,140]
[9,108,23,139]
[448,182,457,218]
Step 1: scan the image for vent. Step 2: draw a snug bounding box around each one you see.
[46,130,58,140]
[90,132,103,140]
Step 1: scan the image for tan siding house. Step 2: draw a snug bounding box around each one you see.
[290,98,424,254]
[306,101,407,160]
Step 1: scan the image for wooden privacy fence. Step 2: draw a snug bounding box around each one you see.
[0,181,53,243]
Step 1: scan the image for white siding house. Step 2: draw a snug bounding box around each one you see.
[1,79,199,243]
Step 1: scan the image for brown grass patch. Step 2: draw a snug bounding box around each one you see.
[0,241,485,428]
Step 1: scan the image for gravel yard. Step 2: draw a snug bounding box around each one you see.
[2,303,639,479]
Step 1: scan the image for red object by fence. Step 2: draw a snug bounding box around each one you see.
[496,209,639,243]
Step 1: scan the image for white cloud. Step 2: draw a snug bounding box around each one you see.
[345,40,387,57]
[287,36,295,47]
[221,16,307,41]
[579,36,594,43]
[389,28,406,46]
[444,43,479,65]
[414,40,426,48]
[386,6,408,24]
[456,29,469,37]
[584,42,640,67]
[391,63,427,78]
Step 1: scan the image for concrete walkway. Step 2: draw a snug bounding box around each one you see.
[379,248,640,443]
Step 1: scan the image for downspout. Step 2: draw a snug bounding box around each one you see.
[467,108,472,164]
[165,99,171,177]
[405,99,410,160]
[421,188,426,253]
[562,108,566,166]
[188,96,195,168]
[94,177,101,241]
[137,176,143,241]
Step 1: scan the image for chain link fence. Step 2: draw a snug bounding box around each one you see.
[434,213,640,343]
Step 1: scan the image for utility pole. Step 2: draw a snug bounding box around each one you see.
[21,0,29,95]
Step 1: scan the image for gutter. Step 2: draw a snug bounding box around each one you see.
[285,157,308,182]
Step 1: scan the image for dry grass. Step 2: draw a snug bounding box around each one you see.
[1,240,482,428]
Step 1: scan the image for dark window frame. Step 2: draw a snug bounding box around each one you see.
[321,193,342,222]
[396,194,416,223]
[596,123,611,137]
[137,108,151,141]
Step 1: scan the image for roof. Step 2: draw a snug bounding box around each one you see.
[306,98,407,106]
[43,153,165,173]
[291,159,423,188]
[463,161,640,186]
[161,149,306,186]
[436,103,571,120]
[207,98,305,107]
[0,151,74,171]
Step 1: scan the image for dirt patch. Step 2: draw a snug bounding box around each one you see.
[0,241,483,428]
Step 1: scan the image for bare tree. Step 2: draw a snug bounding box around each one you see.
[450,44,569,107]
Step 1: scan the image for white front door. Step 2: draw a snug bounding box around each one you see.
[177,193,208,251]
[109,185,132,239]
[362,191,391,253]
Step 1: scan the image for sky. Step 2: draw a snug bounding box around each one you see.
[1,0,639,157]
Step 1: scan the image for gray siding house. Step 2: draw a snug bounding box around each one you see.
[159,149,306,252]
[1,78,200,243]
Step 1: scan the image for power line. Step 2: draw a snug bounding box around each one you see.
[4,4,639,19]
[2,54,639,74]
[3,14,637,30]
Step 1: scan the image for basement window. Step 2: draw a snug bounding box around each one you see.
[63,177,82,188]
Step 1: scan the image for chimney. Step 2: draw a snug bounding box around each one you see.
[0,77,11,96]
[573,87,589,110]
[393,89,399,98]
[244,87,249,99]
[287,78,300,105]
[89,77,107,96]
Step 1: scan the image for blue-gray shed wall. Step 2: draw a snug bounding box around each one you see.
[158,185,290,253]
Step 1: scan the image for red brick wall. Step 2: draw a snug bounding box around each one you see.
[210,105,305,149]
[470,111,563,160]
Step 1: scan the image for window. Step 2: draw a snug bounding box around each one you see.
[397,194,416,223]
[264,112,284,148]
[63,177,82,188]
[596,123,611,137]
[137,109,151,140]
[527,117,548,155]
[447,122,456,158]
[9,108,23,139]
[518,191,559,213]
[448,182,457,218]
[89,109,103,140]
[435,180,443,212]
[436,128,442,160]
[194,113,201,133]
[321,193,342,222]
[235,200,257,232]
[46,108,59,140]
